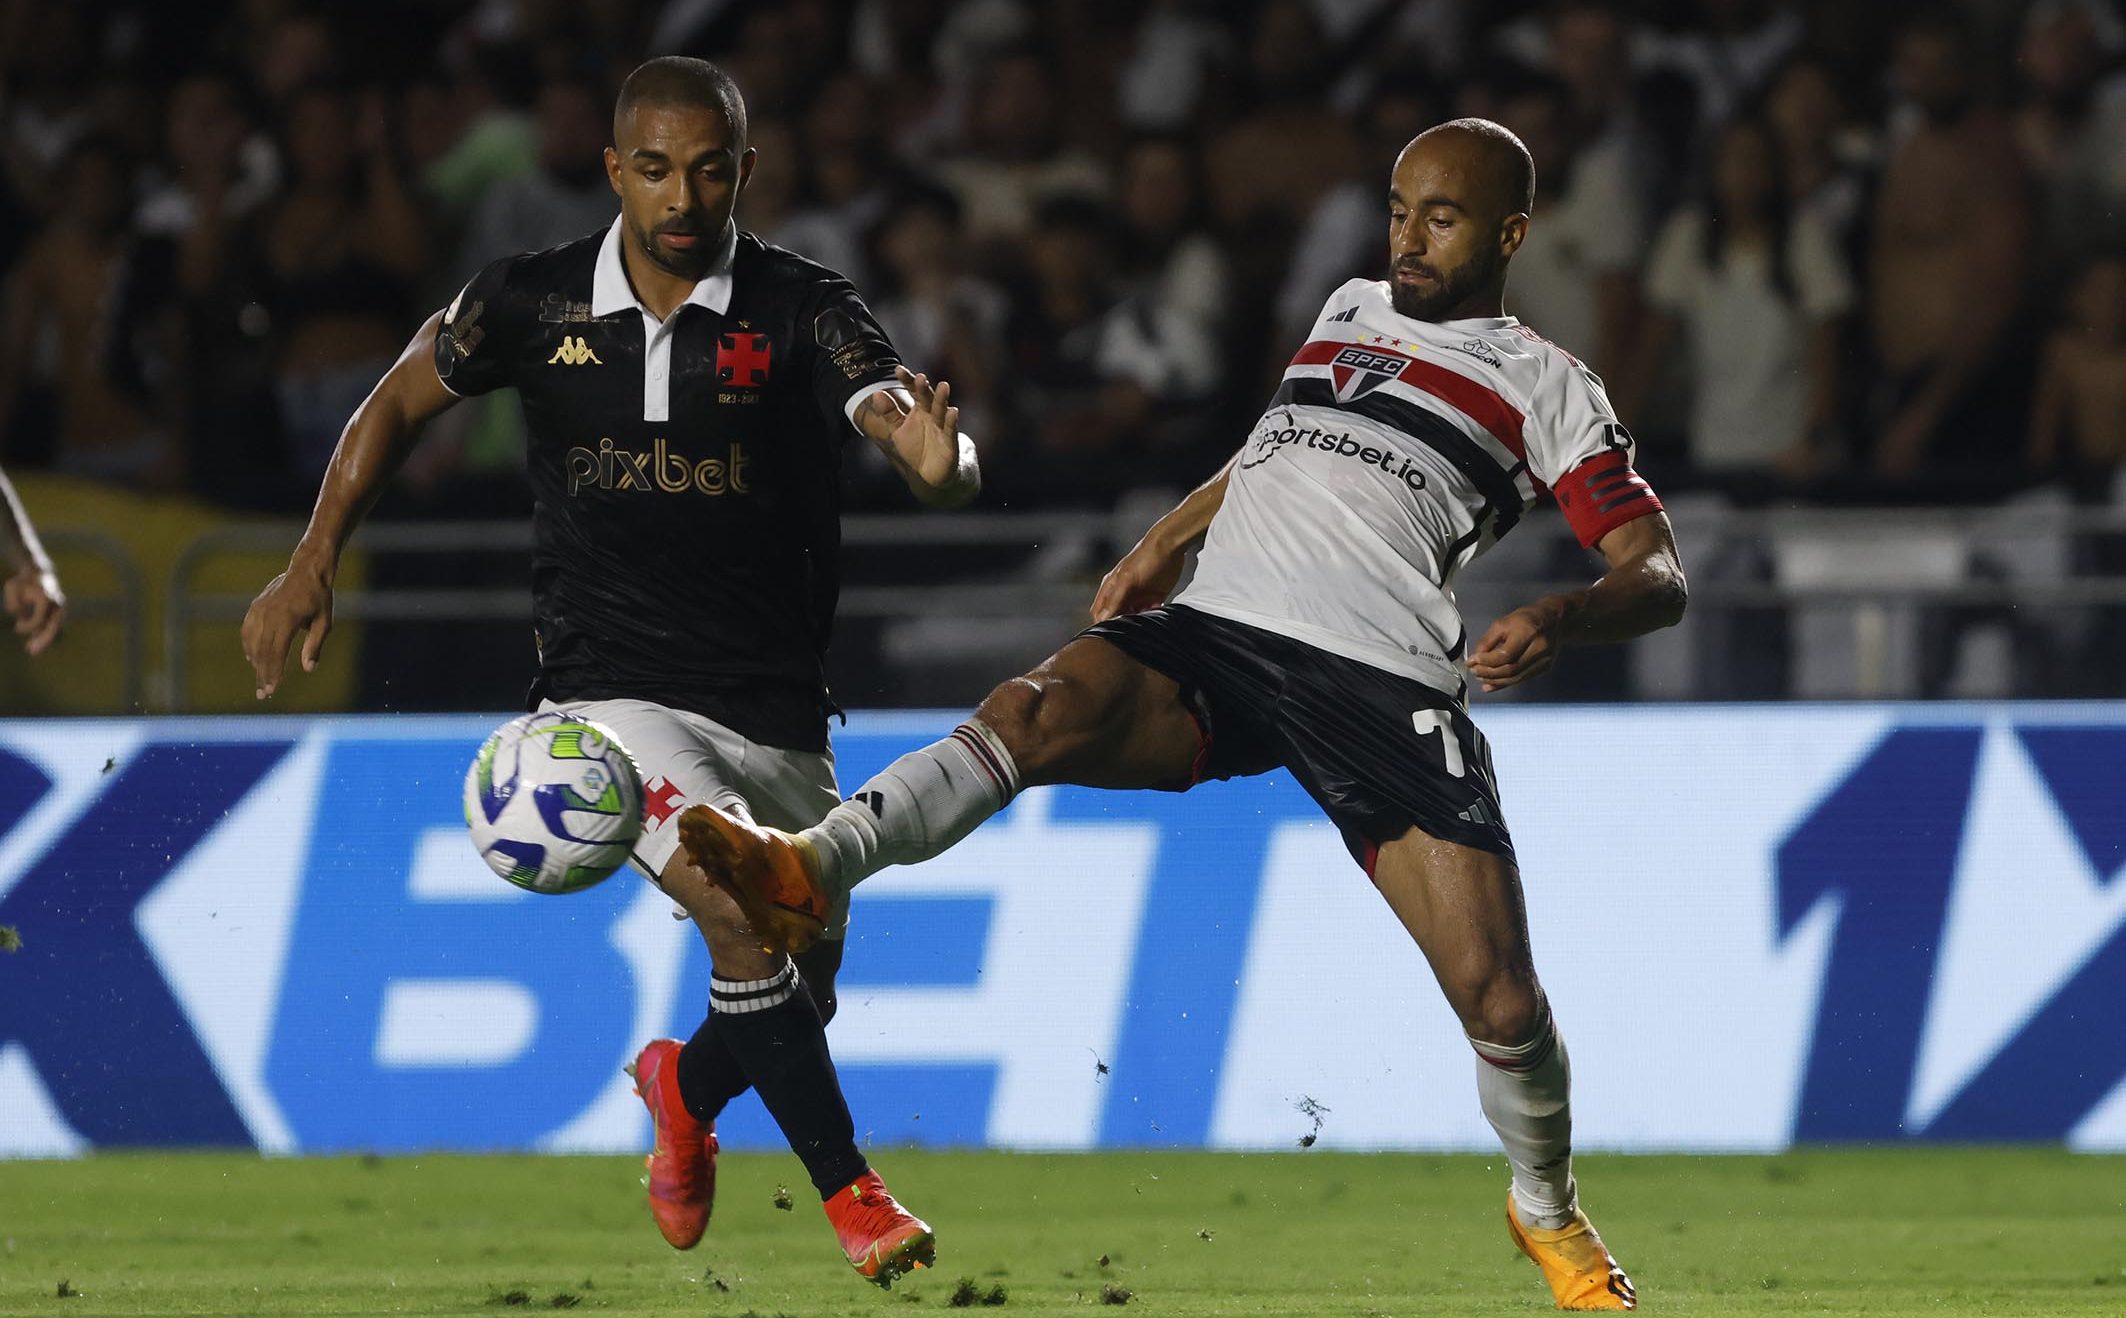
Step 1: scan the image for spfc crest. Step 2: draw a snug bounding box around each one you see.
[1329,345,1407,401]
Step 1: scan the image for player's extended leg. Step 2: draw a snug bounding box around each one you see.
[577,695,927,1283]
[674,937,847,1125]
[652,847,934,1285]
[1369,829,1636,1312]
[635,902,853,1242]
[677,636,1203,946]
[665,745,855,1137]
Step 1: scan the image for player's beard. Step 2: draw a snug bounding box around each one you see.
[636,217,718,279]
[1389,246,1503,321]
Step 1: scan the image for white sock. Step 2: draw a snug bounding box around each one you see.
[1470,1002,1577,1231]
[806,720,1020,891]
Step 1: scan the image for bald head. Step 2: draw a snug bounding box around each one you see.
[1410,117,1535,218]
[614,55,747,149]
[1385,117,1534,321]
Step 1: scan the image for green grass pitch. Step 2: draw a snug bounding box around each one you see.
[3,1148,2121,1314]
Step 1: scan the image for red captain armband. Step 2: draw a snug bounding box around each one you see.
[1552,449,1663,548]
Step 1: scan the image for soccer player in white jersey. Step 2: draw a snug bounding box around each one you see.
[682,118,1682,1311]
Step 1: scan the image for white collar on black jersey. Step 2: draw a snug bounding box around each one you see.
[589,217,737,320]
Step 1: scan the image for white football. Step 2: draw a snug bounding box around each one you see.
[463,712,644,893]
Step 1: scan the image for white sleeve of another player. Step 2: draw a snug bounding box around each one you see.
[1525,355,1627,486]
[1526,353,1664,549]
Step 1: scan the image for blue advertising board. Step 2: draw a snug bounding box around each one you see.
[3,706,2125,1155]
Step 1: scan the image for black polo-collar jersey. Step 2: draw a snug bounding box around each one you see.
[435,219,902,752]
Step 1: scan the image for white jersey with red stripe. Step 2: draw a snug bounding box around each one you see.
[1171,277,1661,696]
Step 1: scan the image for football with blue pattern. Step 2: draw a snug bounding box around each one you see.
[462,712,644,893]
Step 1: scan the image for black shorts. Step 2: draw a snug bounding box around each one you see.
[1083,604,1514,867]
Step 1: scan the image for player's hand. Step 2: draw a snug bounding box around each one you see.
[1091,536,1185,622]
[4,565,64,656]
[242,561,334,699]
[889,365,961,489]
[1466,598,1569,693]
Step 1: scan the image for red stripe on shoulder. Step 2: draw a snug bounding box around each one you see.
[1287,340,1347,368]
[1510,323,1581,366]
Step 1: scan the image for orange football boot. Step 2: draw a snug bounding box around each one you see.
[626,1039,716,1249]
[677,804,830,953]
[1506,1193,1637,1310]
[823,1170,935,1287]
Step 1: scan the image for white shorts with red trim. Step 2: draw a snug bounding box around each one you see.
[537,696,847,936]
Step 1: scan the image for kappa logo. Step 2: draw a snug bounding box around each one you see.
[548,336,602,366]
[1329,344,1407,401]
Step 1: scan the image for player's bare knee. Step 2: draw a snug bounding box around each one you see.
[973,675,1039,751]
[700,911,784,979]
[660,855,783,978]
[975,672,1088,780]
[1464,974,1545,1047]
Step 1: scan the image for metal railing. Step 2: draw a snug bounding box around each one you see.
[37,527,149,710]
[159,511,1144,710]
[41,501,2126,712]
[164,521,542,709]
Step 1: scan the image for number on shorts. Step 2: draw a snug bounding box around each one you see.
[1412,709,1465,778]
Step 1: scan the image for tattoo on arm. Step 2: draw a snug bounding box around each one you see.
[857,387,911,443]
[861,388,904,419]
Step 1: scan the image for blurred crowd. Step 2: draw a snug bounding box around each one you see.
[1,0,2123,519]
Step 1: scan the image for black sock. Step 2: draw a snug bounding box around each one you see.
[676,940,847,1124]
[696,956,868,1198]
[674,1014,747,1124]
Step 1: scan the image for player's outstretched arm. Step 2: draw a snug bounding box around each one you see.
[0,465,63,655]
[1090,452,1237,622]
[855,365,980,508]
[242,309,459,699]
[1467,512,1687,693]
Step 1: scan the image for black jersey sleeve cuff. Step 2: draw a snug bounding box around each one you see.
[809,282,902,430]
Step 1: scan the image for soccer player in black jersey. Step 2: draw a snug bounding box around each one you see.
[242,57,978,1287]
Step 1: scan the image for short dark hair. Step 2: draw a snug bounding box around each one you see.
[613,56,746,148]
[1422,116,1536,215]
